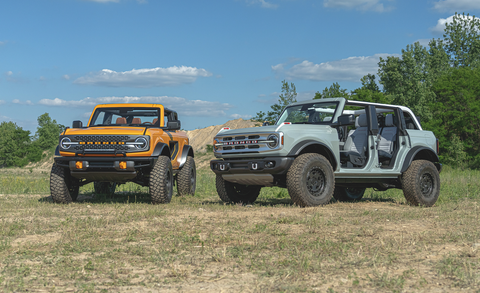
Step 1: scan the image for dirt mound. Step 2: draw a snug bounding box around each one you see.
[184,118,260,169]
[185,118,259,152]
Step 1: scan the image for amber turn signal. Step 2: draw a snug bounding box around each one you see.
[75,161,83,169]
[119,161,127,169]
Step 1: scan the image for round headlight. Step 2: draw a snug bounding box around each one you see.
[60,137,71,150]
[134,137,148,149]
[267,134,279,149]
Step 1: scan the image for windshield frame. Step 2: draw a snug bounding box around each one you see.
[88,107,161,127]
[275,101,340,125]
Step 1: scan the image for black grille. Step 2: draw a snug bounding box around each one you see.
[73,135,129,142]
[72,144,129,151]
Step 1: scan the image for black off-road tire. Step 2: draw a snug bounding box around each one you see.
[149,156,174,204]
[94,182,117,197]
[333,186,366,202]
[50,164,79,204]
[402,160,440,207]
[215,174,261,204]
[287,153,334,207]
[177,156,196,196]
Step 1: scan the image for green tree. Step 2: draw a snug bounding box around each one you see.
[350,74,391,104]
[427,66,480,168]
[0,122,31,167]
[314,82,349,100]
[360,74,380,92]
[378,41,449,122]
[443,12,480,67]
[253,80,297,123]
[34,113,65,149]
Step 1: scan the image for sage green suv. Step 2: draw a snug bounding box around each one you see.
[210,98,441,207]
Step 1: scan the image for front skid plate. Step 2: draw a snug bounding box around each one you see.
[222,174,274,187]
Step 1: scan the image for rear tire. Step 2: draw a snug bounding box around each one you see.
[50,164,79,204]
[402,160,440,207]
[287,153,334,207]
[149,156,174,204]
[333,186,366,201]
[94,182,116,197]
[177,156,196,196]
[215,174,261,204]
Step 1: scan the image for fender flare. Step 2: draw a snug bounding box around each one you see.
[401,146,440,173]
[287,140,337,171]
[151,142,170,157]
[55,145,60,156]
[178,145,194,168]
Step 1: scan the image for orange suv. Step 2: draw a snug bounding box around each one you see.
[51,103,196,204]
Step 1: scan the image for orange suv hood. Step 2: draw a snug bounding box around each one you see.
[64,127,147,136]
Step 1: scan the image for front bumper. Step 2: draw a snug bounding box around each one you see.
[210,157,294,175]
[210,157,294,187]
[54,156,156,182]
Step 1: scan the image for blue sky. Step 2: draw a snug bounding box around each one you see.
[1,0,480,133]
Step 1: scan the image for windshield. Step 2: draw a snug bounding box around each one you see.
[276,102,338,125]
[89,107,160,127]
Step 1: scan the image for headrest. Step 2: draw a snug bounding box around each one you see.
[152,118,158,125]
[132,118,141,124]
[357,114,368,127]
[116,117,126,124]
[385,114,394,127]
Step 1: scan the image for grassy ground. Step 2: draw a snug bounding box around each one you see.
[0,167,479,292]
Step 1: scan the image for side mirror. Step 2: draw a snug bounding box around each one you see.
[167,120,181,130]
[72,120,83,128]
[337,114,355,126]
[262,121,270,126]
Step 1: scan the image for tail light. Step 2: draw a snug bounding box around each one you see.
[436,138,439,154]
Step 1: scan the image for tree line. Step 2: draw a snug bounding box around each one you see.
[0,113,64,167]
[254,13,480,169]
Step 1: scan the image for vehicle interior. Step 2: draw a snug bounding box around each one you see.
[337,104,402,169]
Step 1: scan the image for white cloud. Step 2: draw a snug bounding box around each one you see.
[323,0,394,12]
[0,41,6,46]
[5,71,28,83]
[12,99,33,105]
[430,14,480,35]
[0,100,5,105]
[230,114,253,120]
[74,66,212,87]
[62,74,71,80]
[273,54,398,82]
[38,96,233,117]
[246,0,277,9]
[433,0,480,12]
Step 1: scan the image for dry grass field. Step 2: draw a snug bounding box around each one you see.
[0,164,479,292]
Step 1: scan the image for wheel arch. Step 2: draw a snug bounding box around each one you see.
[178,145,194,168]
[288,140,337,171]
[401,146,440,173]
[151,142,171,157]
